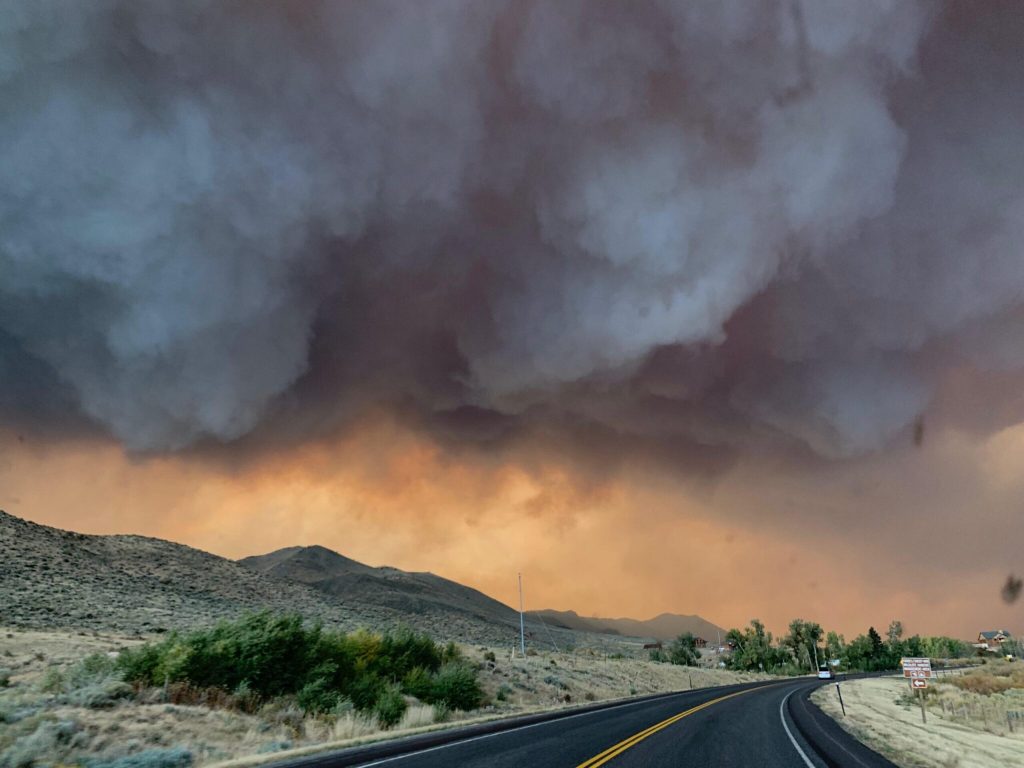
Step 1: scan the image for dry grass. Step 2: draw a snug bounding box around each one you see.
[463,645,769,710]
[812,670,1024,768]
[0,627,772,768]
[948,661,1024,696]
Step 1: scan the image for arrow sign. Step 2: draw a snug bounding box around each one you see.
[911,678,928,689]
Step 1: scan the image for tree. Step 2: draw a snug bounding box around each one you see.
[868,626,884,656]
[784,619,824,672]
[845,633,873,671]
[843,627,892,672]
[904,635,924,657]
[725,620,790,673]
[825,631,845,663]
[886,620,904,645]
[883,620,907,668]
[669,632,700,666]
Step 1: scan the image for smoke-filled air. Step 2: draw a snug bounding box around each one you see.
[2,1,1023,638]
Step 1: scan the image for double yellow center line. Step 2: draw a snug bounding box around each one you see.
[574,687,761,768]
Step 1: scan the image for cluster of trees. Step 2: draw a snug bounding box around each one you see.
[648,632,702,666]
[721,618,972,675]
[117,612,484,726]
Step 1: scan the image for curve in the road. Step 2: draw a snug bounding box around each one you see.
[574,685,770,767]
[780,689,818,768]
[271,676,899,768]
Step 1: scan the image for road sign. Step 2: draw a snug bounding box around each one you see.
[911,678,928,689]
[901,657,932,678]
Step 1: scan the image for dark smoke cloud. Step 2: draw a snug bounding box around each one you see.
[2,0,1024,462]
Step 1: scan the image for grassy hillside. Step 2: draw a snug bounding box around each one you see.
[0,511,516,643]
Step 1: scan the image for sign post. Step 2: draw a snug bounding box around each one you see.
[902,658,932,725]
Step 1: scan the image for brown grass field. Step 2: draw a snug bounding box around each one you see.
[812,663,1024,768]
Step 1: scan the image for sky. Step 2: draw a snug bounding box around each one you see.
[1,0,1023,640]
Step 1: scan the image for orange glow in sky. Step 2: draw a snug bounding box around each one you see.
[2,416,1019,640]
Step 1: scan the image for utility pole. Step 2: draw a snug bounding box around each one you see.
[518,572,526,658]
[812,642,820,673]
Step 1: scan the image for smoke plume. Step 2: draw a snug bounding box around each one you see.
[2,0,1023,464]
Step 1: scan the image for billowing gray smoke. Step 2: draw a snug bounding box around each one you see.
[2,0,1023,460]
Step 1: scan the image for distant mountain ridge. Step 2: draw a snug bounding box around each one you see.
[1,510,722,649]
[537,609,725,643]
[239,546,521,628]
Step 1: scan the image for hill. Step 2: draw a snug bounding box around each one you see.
[0,510,520,643]
[239,545,523,629]
[0,509,719,649]
[537,609,726,643]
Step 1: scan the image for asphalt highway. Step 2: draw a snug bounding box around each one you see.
[281,677,899,768]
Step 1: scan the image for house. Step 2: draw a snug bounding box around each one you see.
[977,630,1012,650]
[694,637,708,649]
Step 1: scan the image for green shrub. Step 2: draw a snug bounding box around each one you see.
[373,684,407,729]
[295,677,340,714]
[429,663,483,711]
[347,674,384,713]
[401,667,434,701]
[116,644,163,687]
[668,634,700,667]
[117,614,311,696]
[113,613,484,717]
[376,631,444,680]
[0,669,10,688]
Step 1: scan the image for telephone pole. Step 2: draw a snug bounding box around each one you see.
[518,572,526,658]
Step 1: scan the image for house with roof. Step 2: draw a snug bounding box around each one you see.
[976,630,1012,651]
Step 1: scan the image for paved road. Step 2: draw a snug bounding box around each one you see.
[283,677,898,768]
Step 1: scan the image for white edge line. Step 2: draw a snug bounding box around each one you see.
[354,688,707,767]
[780,689,818,768]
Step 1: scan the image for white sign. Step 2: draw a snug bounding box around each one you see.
[901,657,932,679]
